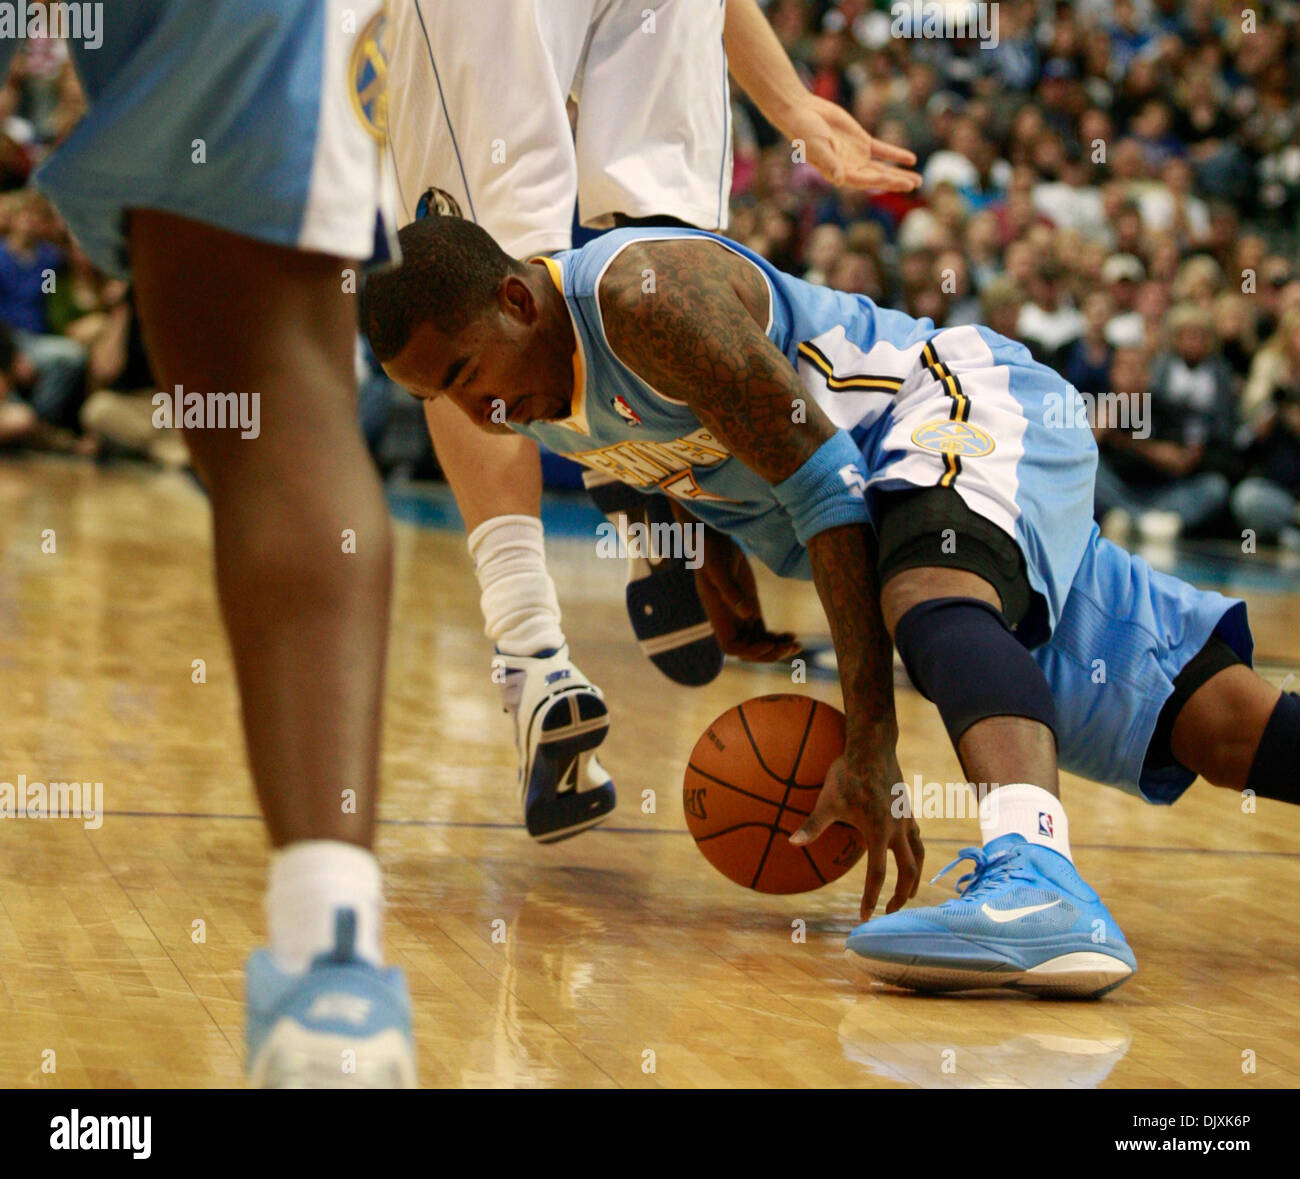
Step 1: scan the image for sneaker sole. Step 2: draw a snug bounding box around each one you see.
[585,476,723,687]
[249,1023,417,1089]
[846,948,1135,999]
[523,690,615,843]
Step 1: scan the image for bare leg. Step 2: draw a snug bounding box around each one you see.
[423,397,542,531]
[1171,664,1281,790]
[129,210,392,849]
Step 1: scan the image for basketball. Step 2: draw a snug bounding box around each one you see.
[683,694,866,894]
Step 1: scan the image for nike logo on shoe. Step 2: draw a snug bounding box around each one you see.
[980,900,1061,923]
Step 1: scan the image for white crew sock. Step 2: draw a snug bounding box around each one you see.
[266,840,384,972]
[979,783,1072,862]
[467,514,566,657]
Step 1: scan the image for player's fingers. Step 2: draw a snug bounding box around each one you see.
[772,637,802,661]
[868,138,918,166]
[842,163,921,192]
[907,823,925,897]
[859,837,889,921]
[714,560,758,620]
[695,574,741,651]
[696,568,742,629]
[805,142,846,187]
[755,631,800,662]
[728,639,786,661]
[885,828,918,915]
[788,792,842,846]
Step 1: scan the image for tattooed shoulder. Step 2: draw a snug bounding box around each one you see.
[597,237,831,485]
[599,239,769,352]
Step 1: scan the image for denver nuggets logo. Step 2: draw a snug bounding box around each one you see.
[350,11,389,142]
[910,419,995,457]
[416,187,463,220]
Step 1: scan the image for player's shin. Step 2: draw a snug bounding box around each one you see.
[891,594,1069,851]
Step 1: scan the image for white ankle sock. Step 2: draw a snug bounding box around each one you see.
[266,840,384,972]
[979,783,1072,862]
[467,514,566,657]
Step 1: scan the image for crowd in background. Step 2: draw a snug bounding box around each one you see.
[2,3,1299,548]
[732,0,1300,546]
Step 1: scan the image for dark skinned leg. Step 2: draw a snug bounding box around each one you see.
[881,565,1060,795]
[129,210,392,848]
[1171,665,1281,790]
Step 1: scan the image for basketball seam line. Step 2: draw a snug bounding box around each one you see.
[741,698,818,889]
[685,761,813,817]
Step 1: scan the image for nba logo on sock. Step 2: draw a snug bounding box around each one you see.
[1038,812,1054,837]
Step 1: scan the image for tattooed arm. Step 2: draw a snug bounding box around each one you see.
[602,238,920,917]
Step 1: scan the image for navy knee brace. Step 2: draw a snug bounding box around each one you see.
[892,596,1057,744]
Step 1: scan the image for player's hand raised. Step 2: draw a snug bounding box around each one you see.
[693,527,800,663]
[775,94,921,194]
[789,747,923,921]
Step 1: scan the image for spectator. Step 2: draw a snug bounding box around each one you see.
[934,248,981,326]
[1094,344,1231,542]
[0,321,38,447]
[0,190,86,429]
[1061,291,1115,396]
[980,276,1025,342]
[78,289,187,468]
[802,223,845,285]
[827,250,884,300]
[1017,258,1085,365]
[1101,253,1146,347]
[1213,291,1257,392]
[1232,308,1300,548]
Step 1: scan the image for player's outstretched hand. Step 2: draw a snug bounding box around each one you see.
[789,748,923,921]
[693,526,800,663]
[777,94,922,193]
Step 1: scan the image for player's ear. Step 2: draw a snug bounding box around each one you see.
[499,273,538,324]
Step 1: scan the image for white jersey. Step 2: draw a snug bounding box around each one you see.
[386,0,732,257]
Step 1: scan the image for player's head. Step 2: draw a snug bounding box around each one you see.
[361,216,575,431]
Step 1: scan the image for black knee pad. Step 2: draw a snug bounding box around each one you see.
[1248,691,1300,805]
[893,596,1057,744]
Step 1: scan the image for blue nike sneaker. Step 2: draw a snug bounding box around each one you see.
[247,910,417,1088]
[846,834,1137,998]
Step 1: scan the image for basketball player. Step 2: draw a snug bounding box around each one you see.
[361,217,1300,998]
[2,3,413,1084]
[385,0,920,843]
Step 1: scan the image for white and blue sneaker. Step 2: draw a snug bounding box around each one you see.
[498,644,616,843]
[247,910,417,1088]
[846,834,1137,998]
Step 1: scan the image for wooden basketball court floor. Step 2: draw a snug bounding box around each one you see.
[1,455,1298,1089]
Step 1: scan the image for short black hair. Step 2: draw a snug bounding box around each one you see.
[360,215,521,363]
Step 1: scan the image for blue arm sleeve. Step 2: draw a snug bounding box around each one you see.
[771,430,872,546]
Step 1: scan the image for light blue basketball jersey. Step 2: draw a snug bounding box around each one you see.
[518,226,1094,637]
[515,227,1250,801]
